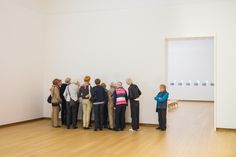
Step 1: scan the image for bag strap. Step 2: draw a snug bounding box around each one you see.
[67,85,71,98]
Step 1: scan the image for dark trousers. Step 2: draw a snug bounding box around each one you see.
[61,100,67,125]
[157,108,167,130]
[130,100,140,130]
[103,103,108,127]
[115,105,126,130]
[66,100,79,128]
[93,104,104,129]
[89,106,93,127]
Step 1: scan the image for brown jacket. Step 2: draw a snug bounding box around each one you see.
[50,85,62,104]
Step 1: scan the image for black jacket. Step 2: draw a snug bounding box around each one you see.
[60,83,68,102]
[128,84,142,100]
[92,85,108,103]
[78,85,92,99]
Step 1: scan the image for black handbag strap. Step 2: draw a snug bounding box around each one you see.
[67,85,71,98]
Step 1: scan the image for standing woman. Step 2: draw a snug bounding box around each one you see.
[50,79,62,128]
[92,79,107,131]
[107,82,116,130]
[154,84,169,131]
[78,76,93,129]
[113,82,128,131]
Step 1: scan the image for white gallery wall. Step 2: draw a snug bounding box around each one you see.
[0,0,46,125]
[168,38,214,101]
[42,0,236,128]
[1,0,236,129]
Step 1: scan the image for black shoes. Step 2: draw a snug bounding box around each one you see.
[156,127,166,131]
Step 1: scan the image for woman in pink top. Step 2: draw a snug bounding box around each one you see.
[113,82,128,131]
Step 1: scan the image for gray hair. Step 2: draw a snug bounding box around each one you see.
[126,78,133,85]
[65,77,71,84]
[116,81,123,88]
[110,82,116,88]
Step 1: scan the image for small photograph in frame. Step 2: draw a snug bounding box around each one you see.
[186,82,191,86]
[170,82,175,86]
[194,82,199,86]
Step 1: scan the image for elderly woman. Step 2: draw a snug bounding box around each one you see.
[78,76,93,129]
[92,79,107,131]
[64,80,80,129]
[113,82,128,131]
[107,82,116,130]
[50,79,62,128]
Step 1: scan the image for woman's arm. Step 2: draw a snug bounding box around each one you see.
[154,94,159,100]
[157,92,169,103]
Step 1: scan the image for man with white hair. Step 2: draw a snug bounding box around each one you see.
[113,82,128,131]
[126,78,142,132]
[64,80,80,129]
[59,77,71,125]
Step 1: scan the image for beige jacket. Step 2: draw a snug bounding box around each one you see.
[50,85,62,104]
[108,88,115,105]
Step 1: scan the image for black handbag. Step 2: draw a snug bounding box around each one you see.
[47,95,52,103]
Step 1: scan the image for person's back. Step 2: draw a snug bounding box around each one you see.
[128,84,142,100]
[92,79,106,131]
[92,85,106,103]
[51,85,61,104]
[113,87,128,105]
[113,82,128,131]
[65,83,79,102]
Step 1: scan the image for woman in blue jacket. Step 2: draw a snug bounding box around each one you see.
[154,84,169,131]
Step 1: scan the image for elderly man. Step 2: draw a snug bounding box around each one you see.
[64,80,80,129]
[126,78,142,132]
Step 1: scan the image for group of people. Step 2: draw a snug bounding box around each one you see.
[49,75,169,132]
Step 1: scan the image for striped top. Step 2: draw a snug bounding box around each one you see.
[114,88,128,105]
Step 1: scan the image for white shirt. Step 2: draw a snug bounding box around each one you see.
[63,84,79,102]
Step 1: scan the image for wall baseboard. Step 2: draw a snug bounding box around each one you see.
[3,117,235,131]
[43,117,157,127]
[216,128,236,131]
[0,117,45,128]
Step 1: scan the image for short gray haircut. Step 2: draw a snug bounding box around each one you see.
[65,77,71,84]
[116,81,123,88]
[126,78,133,85]
[110,82,116,88]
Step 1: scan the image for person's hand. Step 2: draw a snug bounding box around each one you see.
[85,94,89,98]
[113,107,116,110]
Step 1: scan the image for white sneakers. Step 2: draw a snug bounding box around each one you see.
[129,128,137,132]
